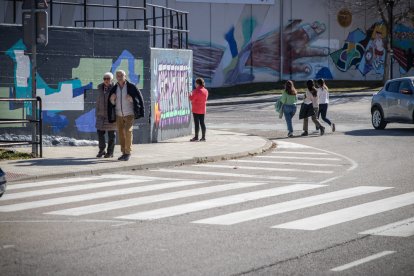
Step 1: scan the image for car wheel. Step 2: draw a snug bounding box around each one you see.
[372,107,387,130]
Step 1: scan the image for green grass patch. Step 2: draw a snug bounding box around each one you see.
[0,149,33,161]
[209,80,383,99]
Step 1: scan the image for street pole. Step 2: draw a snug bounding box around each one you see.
[30,0,38,157]
[387,0,394,80]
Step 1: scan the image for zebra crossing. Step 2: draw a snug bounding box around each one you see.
[1,142,413,239]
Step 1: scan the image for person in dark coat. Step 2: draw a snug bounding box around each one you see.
[108,70,145,161]
[95,72,117,158]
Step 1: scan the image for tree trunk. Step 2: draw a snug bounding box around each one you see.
[383,38,391,84]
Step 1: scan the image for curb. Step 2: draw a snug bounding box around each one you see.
[9,137,275,183]
[207,92,375,107]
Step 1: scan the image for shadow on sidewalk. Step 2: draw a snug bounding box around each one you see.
[11,157,116,167]
[344,128,414,137]
[268,132,325,140]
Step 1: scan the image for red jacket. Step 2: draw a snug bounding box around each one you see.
[189,86,208,114]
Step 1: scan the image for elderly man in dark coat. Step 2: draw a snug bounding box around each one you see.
[95,72,117,158]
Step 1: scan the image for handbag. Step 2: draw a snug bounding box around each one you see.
[299,103,315,119]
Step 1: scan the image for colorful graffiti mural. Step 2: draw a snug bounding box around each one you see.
[0,26,151,142]
[330,23,387,76]
[174,1,414,85]
[188,9,331,87]
[393,24,414,74]
[151,49,193,142]
[331,22,414,77]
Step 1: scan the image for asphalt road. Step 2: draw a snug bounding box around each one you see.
[1,95,413,275]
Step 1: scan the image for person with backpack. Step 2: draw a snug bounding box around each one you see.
[108,70,145,161]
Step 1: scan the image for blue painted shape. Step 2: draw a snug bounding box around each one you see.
[8,87,23,110]
[224,26,238,58]
[346,28,366,43]
[75,108,96,133]
[315,67,333,80]
[35,74,84,96]
[73,82,92,98]
[111,50,141,85]
[43,111,69,133]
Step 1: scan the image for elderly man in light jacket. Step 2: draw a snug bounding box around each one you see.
[108,70,145,161]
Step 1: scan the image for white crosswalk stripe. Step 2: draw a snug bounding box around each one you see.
[192,186,391,225]
[359,217,414,237]
[232,159,342,167]
[273,192,414,230]
[3,178,153,201]
[255,156,341,161]
[269,151,329,155]
[330,251,396,272]
[192,164,333,174]
[0,180,204,212]
[8,176,107,191]
[116,184,325,221]
[151,169,298,180]
[45,182,269,216]
[7,175,172,191]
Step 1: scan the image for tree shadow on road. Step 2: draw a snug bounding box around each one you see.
[344,128,414,137]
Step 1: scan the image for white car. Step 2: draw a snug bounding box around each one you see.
[371,77,414,129]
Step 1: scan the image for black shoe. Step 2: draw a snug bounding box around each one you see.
[199,137,206,142]
[190,137,199,142]
[320,127,325,136]
[104,153,113,158]
[332,123,336,132]
[118,154,125,161]
[301,131,308,136]
[96,151,106,158]
[123,154,131,161]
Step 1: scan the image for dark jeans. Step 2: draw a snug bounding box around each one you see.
[318,104,332,126]
[97,130,116,154]
[193,113,206,139]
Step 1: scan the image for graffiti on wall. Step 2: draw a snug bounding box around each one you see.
[1,36,144,136]
[330,23,387,76]
[151,49,193,142]
[189,17,331,87]
[183,2,414,85]
[393,24,414,74]
[330,22,414,76]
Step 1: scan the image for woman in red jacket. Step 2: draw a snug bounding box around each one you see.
[189,78,209,142]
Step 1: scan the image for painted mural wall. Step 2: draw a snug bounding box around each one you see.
[150,48,193,142]
[0,25,152,143]
[165,0,414,87]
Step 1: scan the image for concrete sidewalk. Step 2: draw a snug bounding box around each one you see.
[0,130,273,183]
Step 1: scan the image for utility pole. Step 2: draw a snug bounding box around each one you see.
[386,0,395,80]
[22,0,48,157]
[31,2,37,157]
